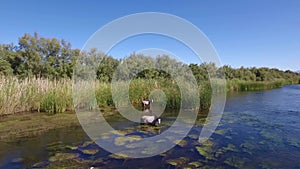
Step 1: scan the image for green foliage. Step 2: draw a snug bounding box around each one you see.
[0,59,13,76]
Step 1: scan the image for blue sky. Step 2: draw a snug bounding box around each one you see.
[1,0,299,71]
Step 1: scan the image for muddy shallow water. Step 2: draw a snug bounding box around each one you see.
[1,85,300,169]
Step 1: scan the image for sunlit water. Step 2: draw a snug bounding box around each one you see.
[1,85,300,169]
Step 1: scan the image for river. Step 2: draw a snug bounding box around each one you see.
[1,85,300,169]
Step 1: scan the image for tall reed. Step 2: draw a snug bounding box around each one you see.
[0,76,297,116]
[0,76,72,115]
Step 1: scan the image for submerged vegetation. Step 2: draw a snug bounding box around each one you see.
[0,32,300,115]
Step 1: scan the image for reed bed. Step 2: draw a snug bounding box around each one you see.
[226,79,289,92]
[0,76,296,115]
[0,76,72,115]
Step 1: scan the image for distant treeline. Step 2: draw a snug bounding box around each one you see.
[1,32,300,84]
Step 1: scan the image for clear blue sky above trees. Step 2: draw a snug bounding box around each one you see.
[1,0,299,71]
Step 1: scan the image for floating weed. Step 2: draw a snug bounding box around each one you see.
[223,144,236,152]
[215,144,237,158]
[65,145,78,151]
[214,129,227,136]
[258,141,266,145]
[166,157,188,167]
[125,143,139,149]
[81,140,94,147]
[159,152,168,157]
[48,152,79,162]
[81,149,99,155]
[224,156,247,168]
[215,149,224,158]
[109,152,129,159]
[46,141,64,152]
[188,134,199,140]
[240,141,257,155]
[225,136,232,140]
[45,158,92,169]
[260,130,282,144]
[183,167,192,169]
[174,139,188,147]
[110,130,127,136]
[32,161,48,168]
[156,139,166,143]
[195,146,216,161]
[100,133,110,139]
[187,161,203,168]
[114,135,142,146]
[286,136,300,148]
[46,141,63,147]
[141,144,163,155]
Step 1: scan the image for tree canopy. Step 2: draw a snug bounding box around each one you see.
[0,33,299,84]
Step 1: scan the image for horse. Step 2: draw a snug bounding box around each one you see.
[141,115,161,126]
[142,99,153,109]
